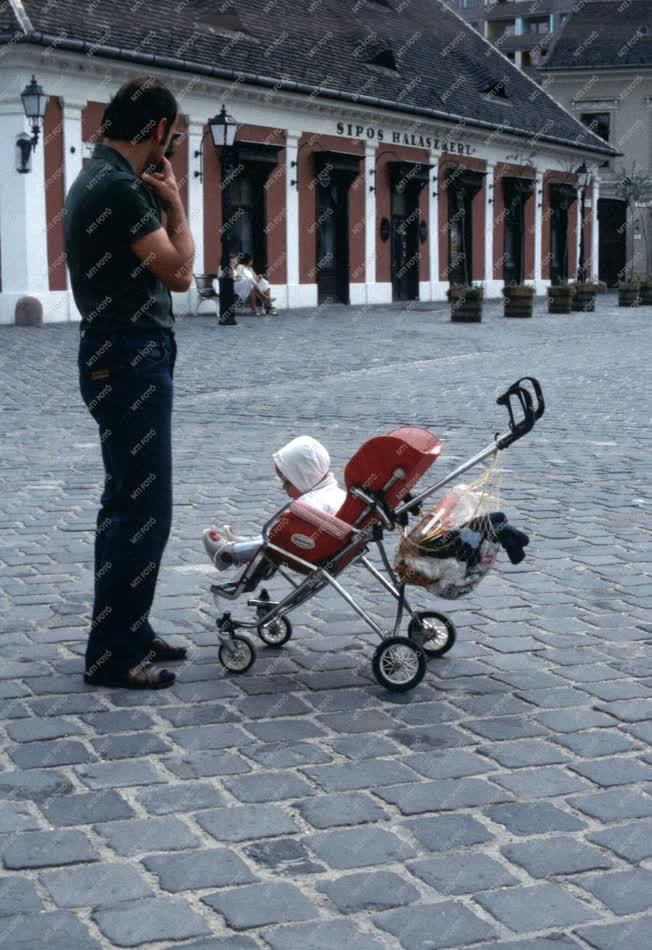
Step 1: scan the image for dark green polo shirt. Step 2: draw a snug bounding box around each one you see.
[64,144,173,333]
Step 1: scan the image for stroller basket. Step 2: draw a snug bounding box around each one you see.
[210,377,544,692]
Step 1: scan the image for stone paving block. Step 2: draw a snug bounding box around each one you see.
[569,788,652,822]
[260,918,387,949]
[553,730,638,758]
[403,813,494,852]
[75,759,165,788]
[162,939,258,950]
[197,804,300,842]
[0,910,101,949]
[93,896,210,946]
[317,708,397,733]
[501,837,615,877]
[242,837,326,876]
[476,882,596,931]
[96,815,200,856]
[408,851,519,894]
[90,732,173,759]
[492,766,593,799]
[203,881,318,929]
[481,739,572,769]
[304,826,415,869]
[27,694,107,717]
[484,802,586,835]
[570,756,652,787]
[588,818,652,861]
[318,870,420,913]
[156,702,241,727]
[143,847,256,891]
[293,792,388,829]
[533,708,616,733]
[576,916,652,949]
[169,723,256,751]
[243,741,331,768]
[42,789,135,826]
[378,701,459,727]
[377,777,513,815]
[374,900,496,949]
[9,738,95,769]
[0,768,72,802]
[324,734,401,759]
[163,750,252,779]
[463,717,549,741]
[0,801,42,833]
[448,693,534,718]
[222,769,316,803]
[2,828,99,869]
[473,937,584,950]
[595,698,652,722]
[302,758,419,792]
[135,781,226,815]
[575,868,652,915]
[386,724,473,752]
[0,876,42,917]
[6,717,86,742]
[236,693,314,720]
[243,718,327,742]
[401,749,497,781]
[41,861,154,908]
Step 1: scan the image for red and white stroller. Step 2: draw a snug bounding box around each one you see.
[211,378,544,692]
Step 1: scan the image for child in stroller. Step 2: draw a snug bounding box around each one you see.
[203,435,346,570]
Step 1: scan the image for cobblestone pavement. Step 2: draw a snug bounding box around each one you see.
[0,294,651,950]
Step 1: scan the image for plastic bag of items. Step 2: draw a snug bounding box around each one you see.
[395,483,528,600]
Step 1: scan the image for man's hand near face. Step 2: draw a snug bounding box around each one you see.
[132,157,195,292]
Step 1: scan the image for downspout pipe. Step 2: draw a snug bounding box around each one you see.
[0,29,617,159]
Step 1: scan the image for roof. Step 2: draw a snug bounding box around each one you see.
[0,0,614,155]
[544,0,652,70]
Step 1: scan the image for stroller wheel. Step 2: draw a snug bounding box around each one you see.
[372,636,426,693]
[257,615,292,647]
[219,635,255,674]
[408,611,456,657]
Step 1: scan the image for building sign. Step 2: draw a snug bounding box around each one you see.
[336,121,476,156]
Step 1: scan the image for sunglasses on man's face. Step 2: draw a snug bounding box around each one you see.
[164,132,184,158]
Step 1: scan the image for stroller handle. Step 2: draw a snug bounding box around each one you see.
[495,376,545,450]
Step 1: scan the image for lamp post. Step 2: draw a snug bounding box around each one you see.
[16,75,47,174]
[575,161,592,282]
[209,105,240,324]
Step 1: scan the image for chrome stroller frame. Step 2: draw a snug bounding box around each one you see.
[210,377,544,691]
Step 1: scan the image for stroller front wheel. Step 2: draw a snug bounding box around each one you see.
[372,637,426,692]
[408,611,456,657]
[257,616,292,647]
[219,635,256,674]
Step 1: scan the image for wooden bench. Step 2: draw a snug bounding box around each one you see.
[193,273,219,314]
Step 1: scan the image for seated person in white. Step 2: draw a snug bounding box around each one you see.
[233,253,278,315]
[203,436,346,570]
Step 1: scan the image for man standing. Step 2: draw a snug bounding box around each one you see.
[64,78,195,689]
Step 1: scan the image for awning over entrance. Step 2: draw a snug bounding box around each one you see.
[443,164,486,196]
[234,141,283,178]
[388,160,433,193]
[549,182,578,208]
[314,150,362,185]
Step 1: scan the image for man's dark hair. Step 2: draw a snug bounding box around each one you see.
[241,253,253,264]
[101,77,178,144]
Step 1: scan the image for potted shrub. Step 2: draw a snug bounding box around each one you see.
[570,280,599,312]
[639,274,652,306]
[447,284,483,323]
[503,282,535,318]
[618,278,641,307]
[547,282,574,314]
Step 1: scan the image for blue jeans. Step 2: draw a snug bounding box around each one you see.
[78,329,177,676]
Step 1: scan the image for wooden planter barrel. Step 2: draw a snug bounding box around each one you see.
[618,287,641,307]
[548,287,574,314]
[448,288,482,323]
[640,287,652,306]
[503,287,534,318]
[572,289,596,312]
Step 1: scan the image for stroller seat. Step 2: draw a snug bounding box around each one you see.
[267,426,442,573]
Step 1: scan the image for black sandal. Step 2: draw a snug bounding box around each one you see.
[84,664,176,690]
[149,637,187,662]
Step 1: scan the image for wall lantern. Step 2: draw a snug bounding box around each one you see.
[380,217,390,242]
[16,75,47,174]
[194,104,239,183]
[575,161,592,282]
[419,220,428,244]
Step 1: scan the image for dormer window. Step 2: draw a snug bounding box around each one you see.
[484,78,509,100]
[366,49,398,71]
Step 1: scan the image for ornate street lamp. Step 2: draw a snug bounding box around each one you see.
[575,161,592,282]
[16,75,47,174]
[192,104,240,323]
